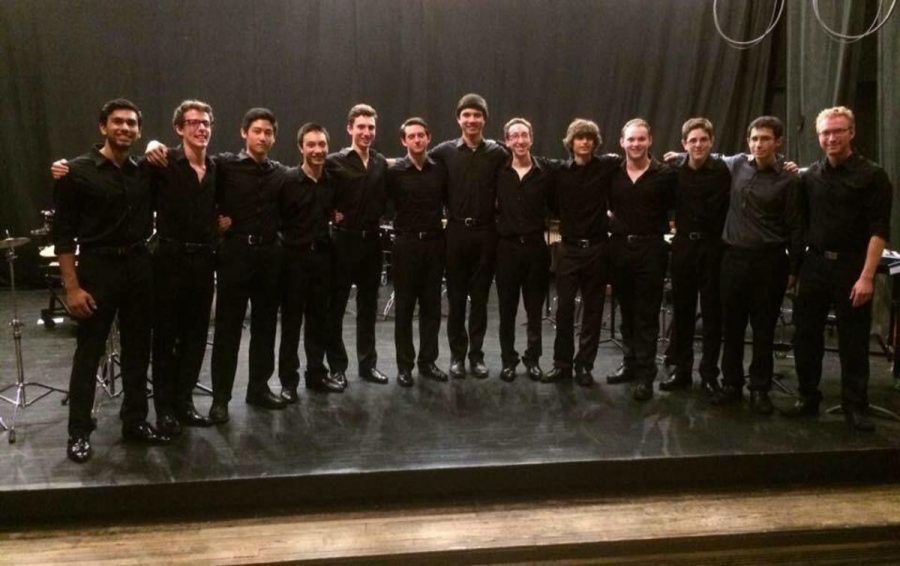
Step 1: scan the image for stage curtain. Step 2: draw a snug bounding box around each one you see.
[879,10,900,243]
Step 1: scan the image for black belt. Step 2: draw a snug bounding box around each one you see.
[396,230,443,241]
[229,234,275,246]
[562,236,606,249]
[284,241,320,253]
[333,225,380,241]
[81,242,147,256]
[810,247,861,261]
[684,231,707,241]
[159,238,214,254]
[500,232,544,245]
[613,234,661,244]
[450,216,485,228]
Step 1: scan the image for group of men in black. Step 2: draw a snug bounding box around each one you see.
[52,95,893,464]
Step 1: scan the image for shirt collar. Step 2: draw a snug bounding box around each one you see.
[455,137,485,151]
[398,155,436,170]
[89,144,139,170]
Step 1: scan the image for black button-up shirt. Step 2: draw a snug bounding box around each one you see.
[53,146,153,254]
[609,158,677,236]
[430,137,508,224]
[799,153,892,256]
[154,145,218,245]
[671,154,731,237]
[215,150,285,241]
[386,156,446,233]
[326,147,388,231]
[279,166,334,247]
[721,154,799,251]
[554,155,620,239]
[496,156,556,237]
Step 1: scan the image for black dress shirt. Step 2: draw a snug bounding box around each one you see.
[386,156,446,233]
[554,155,620,239]
[154,145,218,245]
[53,146,153,254]
[430,137,508,225]
[799,153,892,256]
[215,150,285,241]
[326,147,388,231]
[671,154,731,236]
[279,166,335,247]
[609,158,677,236]
[496,156,555,237]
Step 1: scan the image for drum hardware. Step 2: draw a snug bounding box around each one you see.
[0,233,68,444]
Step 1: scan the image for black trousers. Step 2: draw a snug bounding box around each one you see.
[669,236,723,382]
[278,244,332,388]
[552,241,608,370]
[152,247,215,417]
[445,222,496,363]
[327,230,382,374]
[720,245,789,391]
[210,239,283,404]
[496,237,550,367]
[67,251,153,436]
[793,251,871,410]
[392,235,445,371]
[610,238,668,384]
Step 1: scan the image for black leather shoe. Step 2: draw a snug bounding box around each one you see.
[499,366,517,382]
[397,369,414,387]
[178,407,214,427]
[156,414,183,438]
[780,397,819,418]
[360,367,389,384]
[633,382,654,401]
[122,422,171,445]
[750,391,774,415]
[659,373,691,392]
[331,371,348,389]
[67,434,92,463]
[523,360,543,381]
[574,366,594,387]
[208,403,229,424]
[449,359,466,379]
[246,389,288,410]
[418,363,448,382]
[470,360,489,379]
[712,385,742,405]
[844,409,875,432]
[699,379,722,399]
[306,374,344,393]
[606,365,635,385]
[542,366,572,383]
[280,387,299,404]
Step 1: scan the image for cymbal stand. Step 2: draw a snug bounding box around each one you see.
[0,239,68,444]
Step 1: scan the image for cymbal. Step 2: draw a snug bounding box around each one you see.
[0,237,30,250]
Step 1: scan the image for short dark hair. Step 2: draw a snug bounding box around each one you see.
[681,117,713,140]
[456,93,488,119]
[347,103,377,126]
[172,99,213,128]
[242,107,277,134]
[99,98,142,127]
[296,122,330,146]
[399,117,429,139]
[562,118,601,155]
[747,116,784,139]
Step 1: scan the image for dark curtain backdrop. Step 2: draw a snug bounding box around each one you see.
[1,0,782,285]
[880,9,900,244]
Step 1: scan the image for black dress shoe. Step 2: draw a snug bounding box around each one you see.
[178,407,214,427]
[844,409,875,432]
[208,403,230,424]
[122,422,171,445]
[574,366,594,387]
[306,374,344,393]
[542,366,572,383]
[659,373,691,392]
[750,391,774,415]
[280,387,299,404]
[397,369,414,387]
[418,363,448,382]
[523,360,543,381]
[780,397,819,418]
[606,365,635,385]
[331,371,348,389]
[360,367,389,384]
[156,414,183,438]
[246,389,288,410]
[699,379,722,399]
[67,434,92,463]
[633,382,654,401]
[499,366,517,382]
[449,359,466,379]
[470,360,489,379]
[711,384,743,405]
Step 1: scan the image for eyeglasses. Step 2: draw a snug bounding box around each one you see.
[818,127,849,137]
[182,119,213,129]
